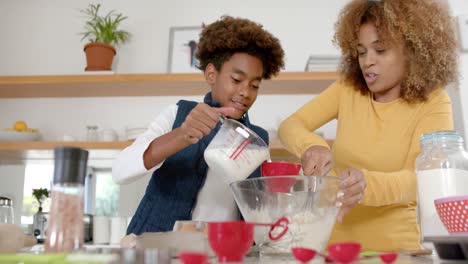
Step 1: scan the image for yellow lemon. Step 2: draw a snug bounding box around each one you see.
[13,121,28,132]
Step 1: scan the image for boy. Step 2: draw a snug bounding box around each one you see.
[113,15,285,234]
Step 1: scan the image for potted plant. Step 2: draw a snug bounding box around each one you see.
[32,188,49,242]
[32,188,49,213]
[80,3,130,71]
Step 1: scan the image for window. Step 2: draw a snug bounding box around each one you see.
[22,164,53,225]
[94,169,119,217]
[22,165,119,226]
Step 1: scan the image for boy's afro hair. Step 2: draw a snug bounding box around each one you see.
[196,16,285,80]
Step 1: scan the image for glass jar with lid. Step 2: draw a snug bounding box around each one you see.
[0,196,14,224]
[415,130,468,238]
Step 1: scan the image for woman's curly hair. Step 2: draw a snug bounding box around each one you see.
[334,0,459,102]
[196,16,285,80]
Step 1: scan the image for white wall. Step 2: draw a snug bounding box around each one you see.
[0,166,26,224]
[448,0,468,143]
[0,0,344,75]
[0,95,336,142]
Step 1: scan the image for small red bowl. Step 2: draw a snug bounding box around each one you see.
[207,221,254,263]
[434,196,468,235]
[261,161,302,177]
[261,161,301,192]
[179,252,209,264]
[327,242,361,263]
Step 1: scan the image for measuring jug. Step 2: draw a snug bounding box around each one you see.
[204,116,270,184]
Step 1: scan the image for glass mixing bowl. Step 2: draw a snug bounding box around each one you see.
[230,176,341,256]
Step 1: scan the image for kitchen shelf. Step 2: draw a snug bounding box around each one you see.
[0,71,338,98]
[0,139,333,165]
[0,141,129,165]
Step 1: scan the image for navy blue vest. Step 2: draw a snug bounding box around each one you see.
[127,93,268,234]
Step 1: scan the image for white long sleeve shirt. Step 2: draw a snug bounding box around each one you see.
[112,104,239,222]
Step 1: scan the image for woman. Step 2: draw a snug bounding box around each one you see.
[279,0,458,251]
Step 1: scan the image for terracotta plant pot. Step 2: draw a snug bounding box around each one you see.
[83,42,116,71]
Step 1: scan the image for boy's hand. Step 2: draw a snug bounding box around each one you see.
[336,167,366,223]
[301,145,332,176]
[180,103,236,144]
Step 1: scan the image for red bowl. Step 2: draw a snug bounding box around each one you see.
[261,161,302,176]
[434,196,468,234]
[261,161,301,192]
[327,242,361,263]
[207,221,254,263]
[179,252,209,264]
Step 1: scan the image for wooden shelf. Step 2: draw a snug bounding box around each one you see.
[0,141,130,150]
[0,71,338,98]
[0,141,131,165]
[0,139,333,165]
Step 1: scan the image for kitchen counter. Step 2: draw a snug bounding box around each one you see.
[241,255,461,263]
[5,243,466,264]
[2,247,464,264]
[171,254,464,264]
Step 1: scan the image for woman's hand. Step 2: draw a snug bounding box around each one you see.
[301,145,333,176]
[336,168,367,223]
[180,103,235,144]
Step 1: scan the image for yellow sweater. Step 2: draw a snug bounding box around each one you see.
[278,80,453,251]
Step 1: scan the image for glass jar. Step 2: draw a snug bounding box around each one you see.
[86,125,99,141]
[45,147,88,253]
[0,196,14,224]
[415,130,468,238]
